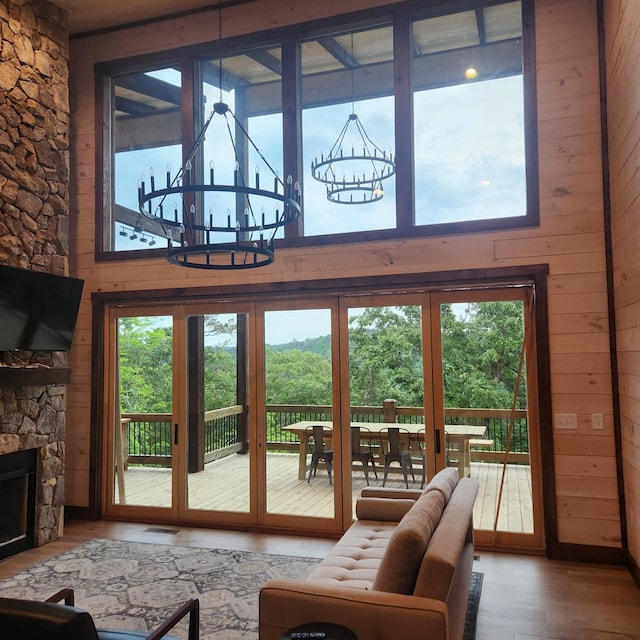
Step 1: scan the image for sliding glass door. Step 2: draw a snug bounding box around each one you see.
[102,284,544,549]
[344,296,431,516]
[258,302,344,530]
[108,310,176,513]
[182,307,252,517]
[431,288,544,550]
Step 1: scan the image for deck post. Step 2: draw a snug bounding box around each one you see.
[383,399,398,423]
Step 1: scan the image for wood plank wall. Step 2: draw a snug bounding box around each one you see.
[65,0,623,549]
[603,0,640,569]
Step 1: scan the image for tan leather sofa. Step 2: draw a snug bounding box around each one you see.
[259,467,479,640]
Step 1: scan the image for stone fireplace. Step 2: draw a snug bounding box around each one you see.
[0,448,36,560]
[0,0,71,554]
[0,375,67,549]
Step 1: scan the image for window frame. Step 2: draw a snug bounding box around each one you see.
[95,0,537,262]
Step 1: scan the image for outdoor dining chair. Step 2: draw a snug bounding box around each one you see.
[350,425,378,485]
[307,424,334,484]
[379,426,415,488]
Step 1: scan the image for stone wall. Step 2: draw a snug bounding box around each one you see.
[0,0,68,270]
[0,0,70,548]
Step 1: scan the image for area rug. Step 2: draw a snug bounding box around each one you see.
[0,538,483,639]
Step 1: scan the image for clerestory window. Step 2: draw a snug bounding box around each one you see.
[97,0,535,258]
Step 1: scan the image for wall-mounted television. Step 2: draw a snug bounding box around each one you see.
[0,265,84,352]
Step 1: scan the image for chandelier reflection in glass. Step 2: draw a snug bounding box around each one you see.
[137,6,301,270]
[311,34,396,204]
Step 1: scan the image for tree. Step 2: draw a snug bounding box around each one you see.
[440,301,526,409]
[118,316,173,413]
[348,306,424,406]
[265,348,332,405]
[203,346,237,410]
[116,301,527,414]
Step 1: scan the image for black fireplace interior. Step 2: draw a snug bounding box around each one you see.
[0,448,36,560]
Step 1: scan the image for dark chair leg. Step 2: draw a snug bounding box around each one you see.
[307,454,317,483]
[362,460,369,485]
[400,460,409,488]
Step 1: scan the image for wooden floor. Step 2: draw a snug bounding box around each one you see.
[1,519,638,640]
[115,453,533,533]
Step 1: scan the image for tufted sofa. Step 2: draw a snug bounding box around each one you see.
[259,467,478,640]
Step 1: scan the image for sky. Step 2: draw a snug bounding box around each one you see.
[114,68,526,251]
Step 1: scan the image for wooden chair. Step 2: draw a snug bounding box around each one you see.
[307,425,334,484]
[350,426,378,485]
[0,588,199,640]
[379,426,415,488]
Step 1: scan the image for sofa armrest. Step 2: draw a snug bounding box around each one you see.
[259,580,449,640]
[360,487,422,500]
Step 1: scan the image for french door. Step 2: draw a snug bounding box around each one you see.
[102,285,544,550]
[430,288,544,550]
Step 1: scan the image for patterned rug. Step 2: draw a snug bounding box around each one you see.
[0,538,483,639]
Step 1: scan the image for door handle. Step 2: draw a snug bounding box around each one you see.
[435,428,441,454]
[174,424,178,445]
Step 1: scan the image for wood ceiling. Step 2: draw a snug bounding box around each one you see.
[48,0,252,36]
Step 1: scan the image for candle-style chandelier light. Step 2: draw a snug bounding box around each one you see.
[137,2,301,269]
[311,33,396,204]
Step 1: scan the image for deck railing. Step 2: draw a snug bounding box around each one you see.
[121,402,529,467]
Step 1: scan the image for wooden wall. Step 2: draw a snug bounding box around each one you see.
[65,0,623,550]
[603,0,640,570]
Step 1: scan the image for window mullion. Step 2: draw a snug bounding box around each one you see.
[393,8,414,232]
[281,34,303,239]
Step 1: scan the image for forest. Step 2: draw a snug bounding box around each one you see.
[116,301,527,415]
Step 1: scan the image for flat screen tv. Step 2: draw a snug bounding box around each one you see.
[0,265,84,352]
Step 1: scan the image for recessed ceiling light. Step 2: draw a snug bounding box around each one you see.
[480,179,491,187]
[465,67,478,80]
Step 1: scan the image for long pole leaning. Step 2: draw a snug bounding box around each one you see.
[492,293,535,535]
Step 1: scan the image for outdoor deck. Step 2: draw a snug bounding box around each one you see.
[114,452,533,533]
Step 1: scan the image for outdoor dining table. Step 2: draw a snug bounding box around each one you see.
[281,420,486,482]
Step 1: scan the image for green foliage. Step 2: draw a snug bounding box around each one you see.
[117,302,527,417]
[265,347,332,405]
[204,347,237,410]
[268,334,331,359]
[440,301,526,409]
[118,316,173,413]
[348,306,423,406]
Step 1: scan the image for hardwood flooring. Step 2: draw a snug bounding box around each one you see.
[0,519,638,639]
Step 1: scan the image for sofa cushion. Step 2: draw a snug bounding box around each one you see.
[306,520,397,590]
[422,467,459,503]
[371,489,445,595]
[413,477,479,600]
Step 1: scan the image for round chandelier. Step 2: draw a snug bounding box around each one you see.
[311,111,396,204]
[311,33,396,204]
[137,3,301,270]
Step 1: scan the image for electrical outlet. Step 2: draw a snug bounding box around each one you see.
[555,413,578,429]
[592,413,604,430]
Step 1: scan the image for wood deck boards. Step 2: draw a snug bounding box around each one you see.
[115,454,533,533]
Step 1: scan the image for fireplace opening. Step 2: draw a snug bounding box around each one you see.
[0,448,36,560]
